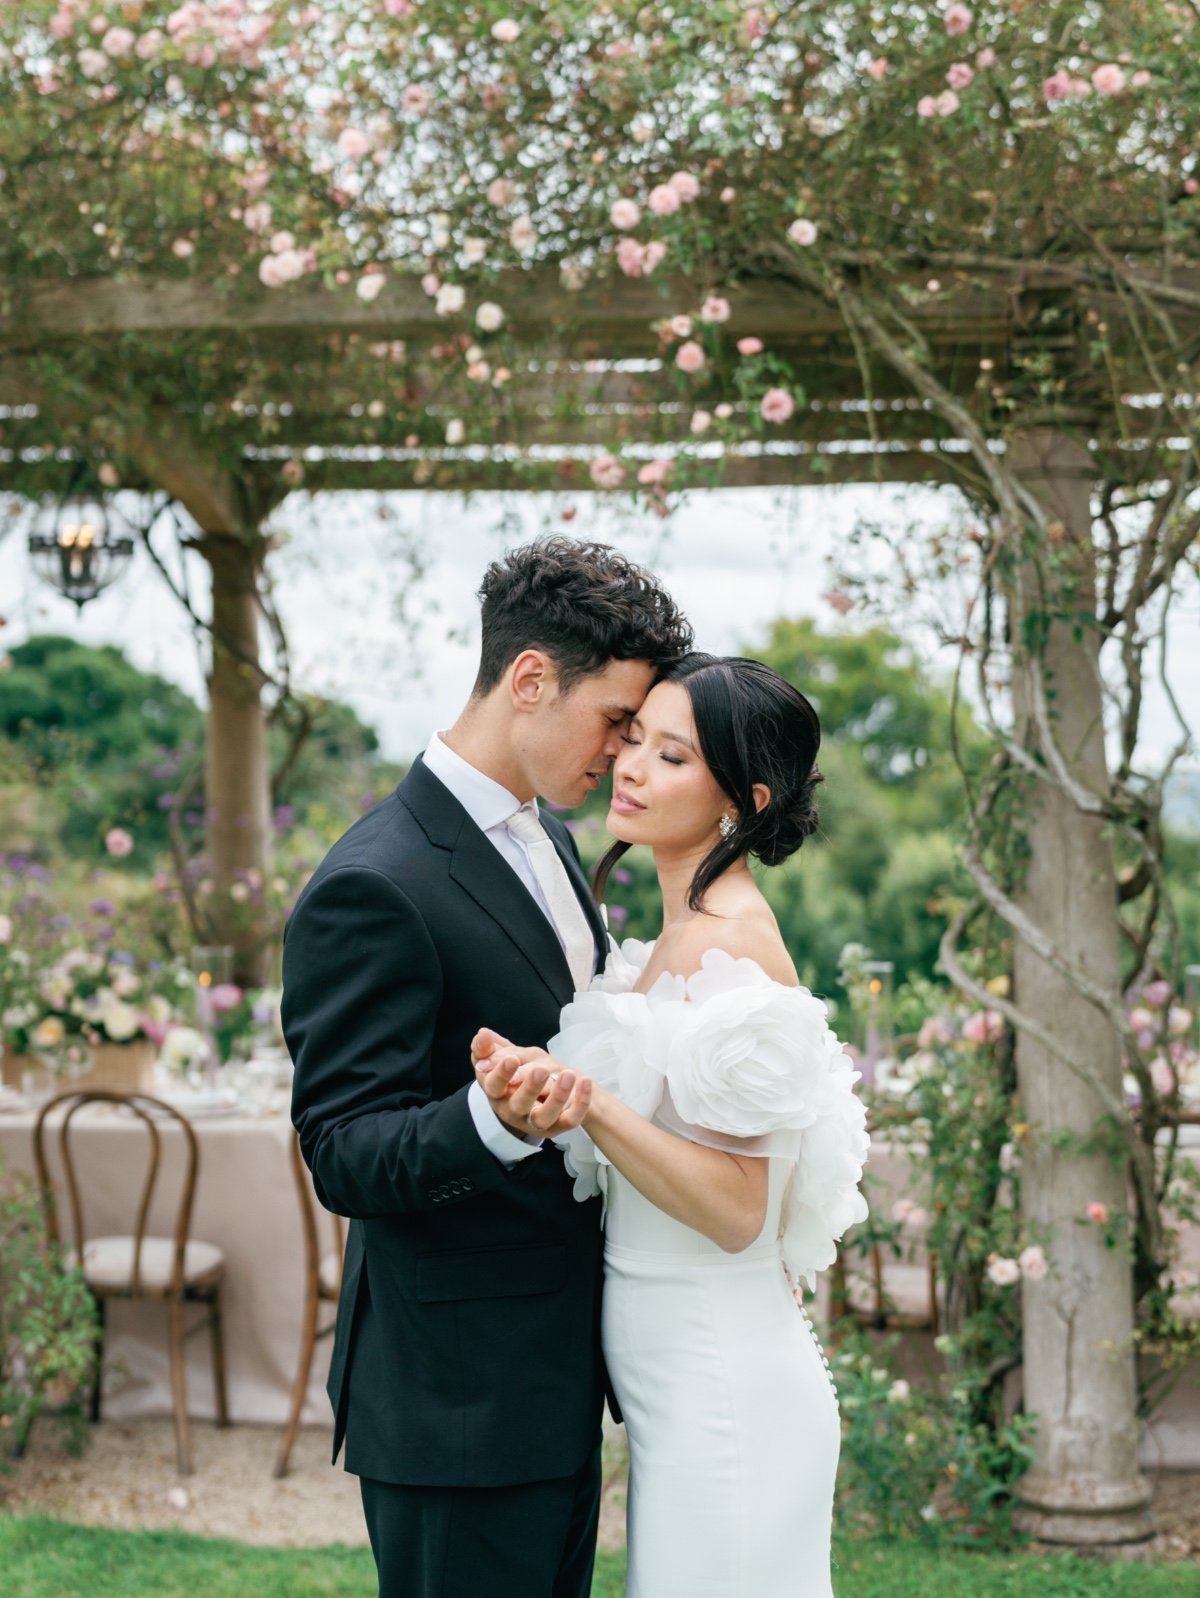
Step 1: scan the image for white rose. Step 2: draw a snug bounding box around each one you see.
[356,274,386,303]
[475,301,504,331]
[435,283,466,315]
[160,1026,210,1076]
[99,995,142,1043]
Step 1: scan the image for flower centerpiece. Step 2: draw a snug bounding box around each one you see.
[34,947,189,1092]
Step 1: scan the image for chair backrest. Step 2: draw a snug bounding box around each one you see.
[289,1130,345,1298]
[33,1089,201,1296]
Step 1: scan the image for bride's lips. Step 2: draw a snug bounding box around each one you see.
[611,789,645,816]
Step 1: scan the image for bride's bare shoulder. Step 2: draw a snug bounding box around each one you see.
[667,908,799,988]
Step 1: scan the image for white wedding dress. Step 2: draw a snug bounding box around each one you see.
[551,941,870,1598]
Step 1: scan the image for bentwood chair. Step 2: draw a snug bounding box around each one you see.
[33,1089,229,1474]
[274,1130,345,1477]
[829,1236,941,1337]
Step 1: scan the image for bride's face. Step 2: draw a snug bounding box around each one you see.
[607,681,732,850]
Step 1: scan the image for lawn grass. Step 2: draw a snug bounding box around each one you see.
[0,1515,1196,1597]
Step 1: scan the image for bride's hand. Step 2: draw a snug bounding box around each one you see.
[471,1027,516,1072]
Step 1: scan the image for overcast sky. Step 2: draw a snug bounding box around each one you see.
[2,483,1196,774]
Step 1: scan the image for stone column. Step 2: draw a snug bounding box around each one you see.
[1006,428,1151,1546]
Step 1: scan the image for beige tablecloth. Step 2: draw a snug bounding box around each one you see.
[0,1105,337,1428]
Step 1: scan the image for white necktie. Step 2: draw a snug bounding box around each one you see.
[505,806,596,992]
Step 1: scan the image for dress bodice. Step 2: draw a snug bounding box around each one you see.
[550,938,871,1288]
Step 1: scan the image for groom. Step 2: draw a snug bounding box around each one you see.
[282,538,691,1598]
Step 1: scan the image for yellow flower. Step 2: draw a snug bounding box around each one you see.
[985,975,1010,997]
[32,1016,65,1048]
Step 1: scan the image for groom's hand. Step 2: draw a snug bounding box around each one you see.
[474,1042,592,1138]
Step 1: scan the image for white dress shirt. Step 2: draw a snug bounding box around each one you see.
[422,731,588,1165]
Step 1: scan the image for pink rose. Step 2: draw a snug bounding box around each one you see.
[384,0,414,14]
[1043,70,1073,102]
[616,237,645,277]
[50,11,74,41]
[668,171,700,202]
[675,341,705,374]
[243,202,272,234]
[944,3,973,35]
[1086,1202,1110,1224]
[637,458,672,487]
[962,1009,1004,1045]
[648,184,681,217]
[1131,69,1151,88]
[975,47,996,69]
[760,388,795,424]
[917,96,938,118]
[281,460,306,486]
[947,63,974,90]
[737,336,764,356]
[105,827,134,858]
[1018,1245,1049,1280]
[1092,63,1126,95]
[491,18,520,43]
[590,455,626,489]
[866,58,888,80]
[668,315,693,338]
[486,177,515,206]
[171,238,194,258]
[1143,979,1171,1008]
[936,90,960,116]
[338,128,371,160]
[787,218,818,247]
[210,984,244,1014]
[101,26,135,55]
[402,84,431,115]
[610,198,641,230]
[641,241,667,273]
[821,590,853,616]
[700,295,731,323]
[690,410,712,434]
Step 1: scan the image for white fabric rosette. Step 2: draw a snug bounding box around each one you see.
[550,940,870,1284]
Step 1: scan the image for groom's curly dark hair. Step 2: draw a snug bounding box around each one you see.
[473,537,693,695]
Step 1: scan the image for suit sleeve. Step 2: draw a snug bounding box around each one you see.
[283,863,512,1219]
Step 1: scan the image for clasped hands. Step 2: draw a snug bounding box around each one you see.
[471,1028,593,1140]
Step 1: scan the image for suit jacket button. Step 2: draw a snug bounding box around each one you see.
[429,1190,442,1204]
[461,1178,475,1193]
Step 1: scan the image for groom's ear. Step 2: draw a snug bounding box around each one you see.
[509,649,555,713]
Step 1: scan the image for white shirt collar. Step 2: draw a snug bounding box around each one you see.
[422,731,532,833]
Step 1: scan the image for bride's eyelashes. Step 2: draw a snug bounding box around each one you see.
[620,734,684,766]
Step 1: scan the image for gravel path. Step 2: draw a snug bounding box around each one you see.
[0,1418,630,1552]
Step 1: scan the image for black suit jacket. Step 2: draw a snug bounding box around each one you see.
[282,757,609,1488]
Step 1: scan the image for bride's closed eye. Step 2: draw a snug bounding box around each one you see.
[621,733,684,766]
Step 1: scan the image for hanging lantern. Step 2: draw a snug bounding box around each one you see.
[27,470,135,610]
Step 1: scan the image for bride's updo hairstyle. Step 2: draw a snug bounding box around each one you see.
[594,652,824,913]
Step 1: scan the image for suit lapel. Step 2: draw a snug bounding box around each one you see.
[448,825,575,1007]
[400,758,575,1008]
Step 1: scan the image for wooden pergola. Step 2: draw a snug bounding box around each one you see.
[4,251,1198,1549]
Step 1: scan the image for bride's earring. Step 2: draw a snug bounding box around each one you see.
[719,814,737,841]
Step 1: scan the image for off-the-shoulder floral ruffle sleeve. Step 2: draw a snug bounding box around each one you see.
[549,940,870,1289]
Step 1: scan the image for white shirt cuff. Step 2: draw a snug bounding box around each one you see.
[468,1079,544,1164]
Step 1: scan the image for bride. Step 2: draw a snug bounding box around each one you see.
[474,653,869,1597]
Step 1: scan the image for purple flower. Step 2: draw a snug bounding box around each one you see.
[360,793,377,811]
[252,997,275,1026]
[609,904,629,928]
[90,898,115,916]
[110,950,136,965]
[272,804,296,833]
[613,867,633,885]
[156,792,178,810]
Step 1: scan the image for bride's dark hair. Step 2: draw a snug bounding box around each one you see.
[593,652,824,913]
